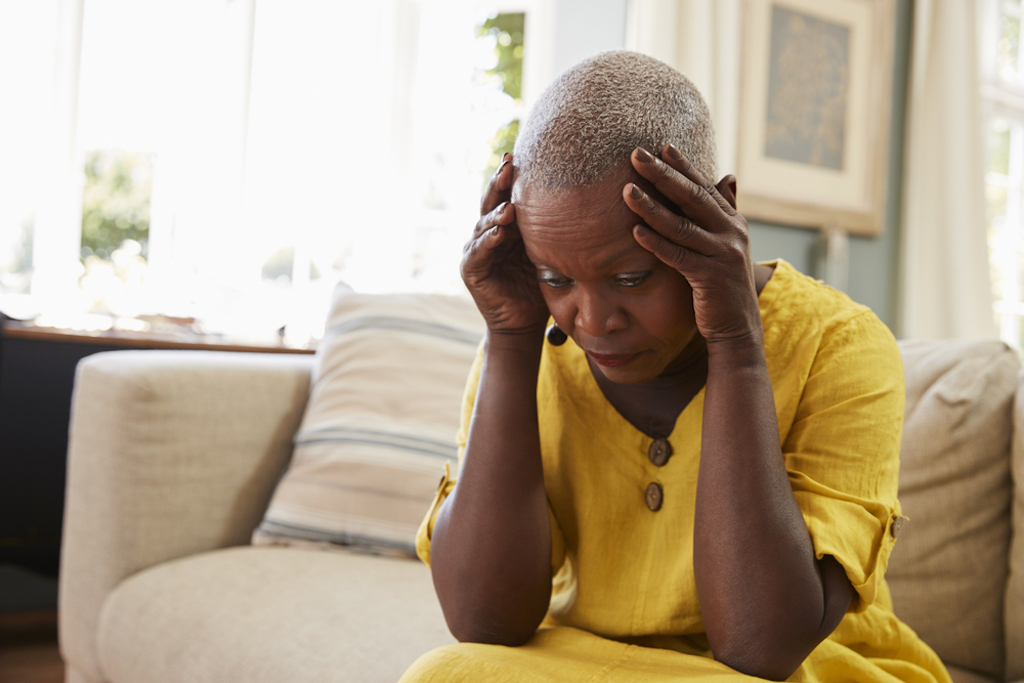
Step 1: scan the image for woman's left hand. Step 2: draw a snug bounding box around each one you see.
[624,145,761,346]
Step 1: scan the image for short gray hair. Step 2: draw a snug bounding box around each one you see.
[513,50,717,190]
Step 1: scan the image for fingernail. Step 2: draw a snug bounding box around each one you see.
[503,152,512,162]
[636,148,654,164]
[630,184,645,201]
[634,225,649,237]
[665,144,682,162]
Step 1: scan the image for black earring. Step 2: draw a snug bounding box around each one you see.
[546,323,567,346]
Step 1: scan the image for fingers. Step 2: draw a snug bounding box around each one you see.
[471,199,516,241]
[716,174,738,211]
[626,148,751,279]
[480,153,514,216]
[623,182,717,256]
[630,146,736,231]
[632,223,699,274]
[462,221,506,282]
[463,206,519,281]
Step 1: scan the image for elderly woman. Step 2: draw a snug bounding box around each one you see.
[400,51,950,682]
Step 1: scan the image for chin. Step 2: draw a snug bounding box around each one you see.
[592,357,664,385]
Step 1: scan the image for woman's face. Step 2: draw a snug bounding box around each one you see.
[513,168,700,384]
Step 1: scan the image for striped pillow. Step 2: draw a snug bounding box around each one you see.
[253,283,484,556]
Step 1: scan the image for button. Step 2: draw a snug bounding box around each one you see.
[648,438,672,467]
[645,482,663,511]
[891,516,905,538]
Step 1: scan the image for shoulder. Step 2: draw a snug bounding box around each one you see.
[758,262,903,432]
[759,260,900,369]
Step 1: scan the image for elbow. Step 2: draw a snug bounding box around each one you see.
[709,628,812,681]
[714,648,801,682]
[437,581,550,649]
[447,616,537,648]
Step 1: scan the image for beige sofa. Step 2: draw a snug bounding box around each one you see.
[58,338,1024,683]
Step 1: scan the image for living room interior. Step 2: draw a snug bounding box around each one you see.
[1,0,1021,682]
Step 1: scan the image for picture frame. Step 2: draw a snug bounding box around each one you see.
[736,0,896,236]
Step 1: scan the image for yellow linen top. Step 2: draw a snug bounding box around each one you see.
[413,260,950,682]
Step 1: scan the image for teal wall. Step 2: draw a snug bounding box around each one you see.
[554,0,914,333]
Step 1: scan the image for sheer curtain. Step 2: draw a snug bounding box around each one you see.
[897,0,996,339]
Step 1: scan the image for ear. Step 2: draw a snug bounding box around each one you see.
[716,175,738,210]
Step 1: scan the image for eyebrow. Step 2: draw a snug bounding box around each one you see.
[597,245,646,271]
[533,246,647,273]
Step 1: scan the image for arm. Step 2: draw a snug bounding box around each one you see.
[697,337,854,678]
[626,146,853,679]
[428,155,553,645]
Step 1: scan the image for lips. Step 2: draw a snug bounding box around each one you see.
[586,350,639,367]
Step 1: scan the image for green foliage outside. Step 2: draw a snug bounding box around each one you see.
[479,13,524,179]
[81,149,152,260]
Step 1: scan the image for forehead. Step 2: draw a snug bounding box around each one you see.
[512,167,645,263]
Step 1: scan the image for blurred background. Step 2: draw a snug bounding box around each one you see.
[0,0,567,349]
[0,0,1016,349]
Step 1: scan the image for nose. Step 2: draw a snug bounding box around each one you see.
[573,288,628,338]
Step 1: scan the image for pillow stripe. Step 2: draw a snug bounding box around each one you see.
[294,427,457,459]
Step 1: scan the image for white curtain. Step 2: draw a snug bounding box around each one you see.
[898,0,996,339]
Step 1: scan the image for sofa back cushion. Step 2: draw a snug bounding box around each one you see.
[253,284,484,556]
[888,339,1019,679]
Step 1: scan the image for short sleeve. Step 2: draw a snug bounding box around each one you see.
[783,310,905,612]
[414,341,566,575]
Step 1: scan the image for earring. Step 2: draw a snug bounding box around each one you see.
[546,323,567,346]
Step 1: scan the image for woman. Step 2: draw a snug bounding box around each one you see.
[400,51,950,682]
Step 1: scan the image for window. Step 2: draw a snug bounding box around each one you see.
[0,1,539,347]
[982,0,1024,348]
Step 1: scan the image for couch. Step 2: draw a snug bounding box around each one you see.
[58,337,1024,683]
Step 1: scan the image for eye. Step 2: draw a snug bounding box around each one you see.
[616,272,651,288]
[538,274,573,289]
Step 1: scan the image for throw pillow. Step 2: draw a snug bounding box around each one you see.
[253,283,484,556]
[887,339,1020,679]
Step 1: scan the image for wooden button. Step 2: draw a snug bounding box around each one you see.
[648,438,672,467]
[645,482,663,511]
[891,516,905,538]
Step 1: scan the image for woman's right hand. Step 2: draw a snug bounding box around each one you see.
[462,153,550,335]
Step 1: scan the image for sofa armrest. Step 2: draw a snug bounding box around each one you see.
[59,350,312,683]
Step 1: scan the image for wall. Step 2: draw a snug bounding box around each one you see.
[550,0,913,333]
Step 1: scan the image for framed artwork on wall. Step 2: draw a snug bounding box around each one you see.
[736,0,896,236]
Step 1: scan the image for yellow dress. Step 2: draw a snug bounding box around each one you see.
[401,260,951,682]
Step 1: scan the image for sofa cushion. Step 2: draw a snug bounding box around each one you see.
[96,546,455,683]
[888,339,1019,679]
[945,665,1000,683]
[253,284,484,555]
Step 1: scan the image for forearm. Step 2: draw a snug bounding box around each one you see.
[430,330,552,646]
[694,336,842,678]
